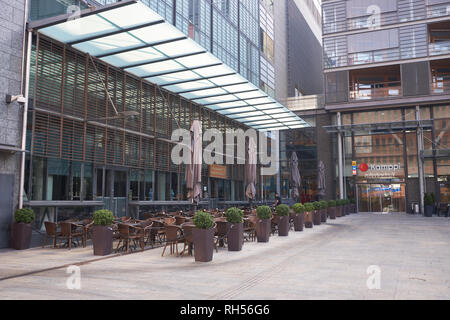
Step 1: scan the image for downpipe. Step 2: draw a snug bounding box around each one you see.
[18,0,31,209]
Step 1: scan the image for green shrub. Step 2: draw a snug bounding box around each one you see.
[193,211,214,229]
[256,206,272,219]
[350,198,356,204]
[275,204,290,216]
[304,203,314,212]
[424,193,435,206]
[14,208,35,224]
[312,201,321,210]
[336,199,344,206]
[328,200,336,207]
[319,200,328,209]
[93,209,114,226]
[226,207,243,224]
[292,203,305,213]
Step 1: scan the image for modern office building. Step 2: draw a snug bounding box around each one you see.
[320,0,450,214]
[274,0,329,203]
[0,0,319,248]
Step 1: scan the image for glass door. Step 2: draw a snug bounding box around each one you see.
[357,184,405,213]
[94,167,129,217]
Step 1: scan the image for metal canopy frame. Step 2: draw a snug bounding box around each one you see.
[323,120,434,136]
[31,0,307,131]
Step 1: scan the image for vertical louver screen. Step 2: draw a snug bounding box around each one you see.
[31,36,250,173]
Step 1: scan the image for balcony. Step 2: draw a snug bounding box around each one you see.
[349,66,402,101]
[431,58,450,95]
[349,81,402,101]
[429,21,450,56]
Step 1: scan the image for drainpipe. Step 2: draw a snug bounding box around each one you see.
[337,112,344,200]
[19,0,31,209]
[416,106,425,215]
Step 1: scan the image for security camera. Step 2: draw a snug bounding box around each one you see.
[5,94,26,106]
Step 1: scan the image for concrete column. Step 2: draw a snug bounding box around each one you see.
[337,112,344,200]
[416,106,425,215]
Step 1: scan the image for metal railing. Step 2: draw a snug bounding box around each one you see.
[349,81,402,101]
[429,41,450,56]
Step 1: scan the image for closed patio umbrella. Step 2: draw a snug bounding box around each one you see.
[185,120,203,205]
[317,160,326,198]
[290,152,301,203]
[245,137,257,204]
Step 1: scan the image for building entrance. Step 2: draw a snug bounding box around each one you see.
[357,184,406,213]
[94,167,129,217]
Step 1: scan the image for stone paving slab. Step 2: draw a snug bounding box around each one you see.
[0,213,449,300]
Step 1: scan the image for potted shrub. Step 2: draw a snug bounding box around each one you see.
[275,204,290,236]
[225,207,244,251]
[11,208,35,250]
[255,206,272,242]
[312,201,322,225]
[193,211,215,262]
[292,203,305,231]
[304,203,314,228]
[92,209,114,256]
[424,193,434,217]
[328,200,337,219]
[319,200,328,223]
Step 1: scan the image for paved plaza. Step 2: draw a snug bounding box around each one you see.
[0,213,449,300]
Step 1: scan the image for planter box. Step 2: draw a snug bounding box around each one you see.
[293,213,304,231]
[304,211,313,228]
[193,228,215,262]
[320,209,327,223]
[277,216,290,236]
[424,205,434,217]
[336,206,342,217]
[256,219,271,242]
[228,222,243,251]
[11,223,32,250]
[313,210,321,225]
[92,225,113,256]
[328,207,336,219]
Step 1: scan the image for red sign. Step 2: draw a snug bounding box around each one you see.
[359,163,369,172]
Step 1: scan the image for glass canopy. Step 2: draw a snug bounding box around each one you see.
[32,0,308,131]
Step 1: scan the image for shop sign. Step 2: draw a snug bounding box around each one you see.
[358,162,402,178]
[209,164,227,179]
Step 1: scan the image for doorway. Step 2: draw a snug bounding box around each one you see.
[357,183,406,213]
[94,167,129,217]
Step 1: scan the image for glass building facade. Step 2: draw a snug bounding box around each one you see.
[23,0,278,232]
[322,0,450,214]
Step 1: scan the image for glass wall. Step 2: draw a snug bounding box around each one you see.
[336,105,450,210]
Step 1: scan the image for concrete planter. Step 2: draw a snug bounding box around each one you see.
[227,222,243,251]
[424,205,434,217]
[277,216,290,236]
[293,213,304,231]
[92,225,113,256]
[256,219,271,242]
[313,210,321,225]
[304,211,313,228]
[193,228,215,262]
[320,209,327,223]
[336,206,343,217]
[11,223,32,250]
[328,207,336,219]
